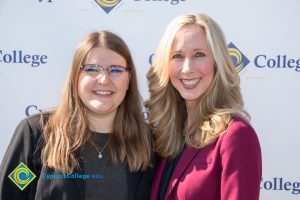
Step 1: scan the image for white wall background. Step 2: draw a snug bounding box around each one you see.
[0,0,299,199]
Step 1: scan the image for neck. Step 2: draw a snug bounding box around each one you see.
[185,100,197,131]
[87,110,117,133]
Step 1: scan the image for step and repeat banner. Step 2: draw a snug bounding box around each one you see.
[0,0,299,199]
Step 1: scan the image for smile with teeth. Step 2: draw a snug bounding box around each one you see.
[180,78,200,88]
[94,90,113,95]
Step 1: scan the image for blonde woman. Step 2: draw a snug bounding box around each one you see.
[0,31,155,200]
[146,13,262,200]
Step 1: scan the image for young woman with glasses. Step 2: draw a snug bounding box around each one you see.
[0,31,155,200]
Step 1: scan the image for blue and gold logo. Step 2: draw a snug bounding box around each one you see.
[95,0,121,14]
[228,42,250,73]
[8,162,36,191]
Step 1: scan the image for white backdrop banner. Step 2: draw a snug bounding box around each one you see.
[0,0,299,199]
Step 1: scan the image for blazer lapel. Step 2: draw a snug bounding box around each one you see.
[150,158,168,200]
[164,147,200,200]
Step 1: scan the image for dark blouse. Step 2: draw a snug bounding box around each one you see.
[158,147,185,200]
[82,132,128,200]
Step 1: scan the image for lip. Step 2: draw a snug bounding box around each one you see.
[180,78,200,89]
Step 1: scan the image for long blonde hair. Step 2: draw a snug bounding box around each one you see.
[145,13,249,158]
[41,31,152,173]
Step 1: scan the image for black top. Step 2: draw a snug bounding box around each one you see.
[158,147,185,200]
[82,133,127,200]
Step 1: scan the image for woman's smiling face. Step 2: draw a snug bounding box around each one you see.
[78,47,129,117]
[169,25,215,105]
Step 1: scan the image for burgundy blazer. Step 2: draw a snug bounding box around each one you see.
[151,118,262,200]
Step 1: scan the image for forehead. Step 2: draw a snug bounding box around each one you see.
[84,47,126,65]
[172,25,208,50]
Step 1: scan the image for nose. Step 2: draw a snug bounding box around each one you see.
[97,70,110,84]
[181,58,194,73]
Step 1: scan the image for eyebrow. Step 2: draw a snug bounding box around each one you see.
[171,48,208,53]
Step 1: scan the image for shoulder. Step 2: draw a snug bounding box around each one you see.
[14,111,52,140]
[221,117,257,140]
[218,117,261,153]
[226,117,255,134]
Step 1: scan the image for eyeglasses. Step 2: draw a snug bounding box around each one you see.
[80,64,128,78]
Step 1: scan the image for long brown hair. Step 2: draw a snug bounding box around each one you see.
[145,13,249,159]
[41,31,152,173]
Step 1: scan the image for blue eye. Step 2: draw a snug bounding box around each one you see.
[85,67,98,72]
[83,65,100,74]
[109,66,123,74]
[195,52,205,57]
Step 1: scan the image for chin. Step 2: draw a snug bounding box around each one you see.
[180,93,199,101]
[91,106,113,113]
